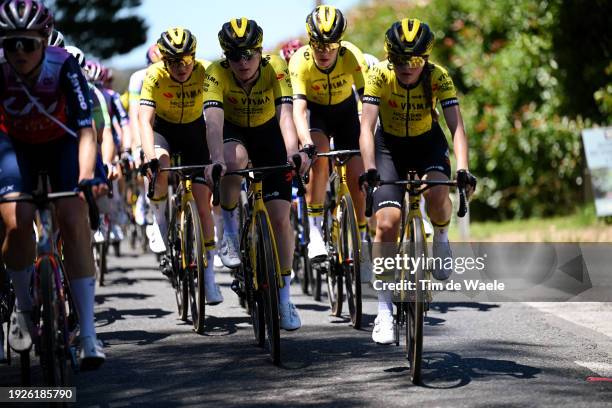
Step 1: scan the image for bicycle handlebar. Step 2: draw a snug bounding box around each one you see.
[363,178,469,218]
[0,184,100,230]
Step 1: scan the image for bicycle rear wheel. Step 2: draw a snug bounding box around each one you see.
[338,195,362,329]
[183,200,206,334]
[255,213,280,365]
[405,218,425,384]
[39,257,70,386]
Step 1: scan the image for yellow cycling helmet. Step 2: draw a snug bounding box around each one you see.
[157,27,197,57]
[218,18,263,52]
[305,5,346,43]
[384,18,434,57]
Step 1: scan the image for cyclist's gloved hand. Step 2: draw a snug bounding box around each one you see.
[359,168,380,190]
[142,158,159,181]
[78,177,106,199]
[456,169,477,199]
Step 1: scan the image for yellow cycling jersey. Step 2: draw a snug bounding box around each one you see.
[203,54,293,128]
[363,60,459,137]
[289,40,367,106]
[140,59,211,124]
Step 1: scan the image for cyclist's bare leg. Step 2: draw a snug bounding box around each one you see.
[423,171,453,280]
[220,141,248,209]
[1,200,36,312]
[422,171,451,226]
[373,206,402,324]
[55,197,103,351]
[305,131,329,260]
[347,156,366,227]
[266,199,293,276]
[218,142,248,268]
[0,200,35,269]
[305,131,329,206]
[193,183,222,302]
[152,147,171,198]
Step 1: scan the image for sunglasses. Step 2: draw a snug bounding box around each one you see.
[164,54,194,68]
[389,54,427,69]
[2,36,44,53]
[226,48,260,63]
[310,41,340,53]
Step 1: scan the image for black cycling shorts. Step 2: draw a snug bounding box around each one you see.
[373,123,451,212]
[223,118,291,202]
[307,96,360,150]
[153,115,210,184]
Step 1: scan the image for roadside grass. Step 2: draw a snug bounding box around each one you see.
[449,204,612,241]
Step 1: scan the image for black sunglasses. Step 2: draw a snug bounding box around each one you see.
[226,49,260,62]
[2,37,44,53]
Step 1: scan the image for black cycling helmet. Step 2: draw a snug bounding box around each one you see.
[157,27,197,57]
[305,5,346,43]
[218,18,263,53]
[48,28,64,47]
[384,18,434,57]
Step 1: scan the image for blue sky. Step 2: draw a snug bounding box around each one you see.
[107,0,361,69]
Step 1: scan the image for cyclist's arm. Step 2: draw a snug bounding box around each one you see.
[138,104,156,162]
[292,98,313,147]
[112,92,132,151]
[359,102,379,170]
[127,73,143,154]
[77,127,97,181]
[204,106,225,164]
[60,56,97,180]
[276,103,299,157]
[443,105,469,171]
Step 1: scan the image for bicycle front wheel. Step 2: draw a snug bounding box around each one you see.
[169,195,188,321]
[338,195,362,329]
[255,213,280,365]
[405,217,426,385]
[183,200,206,334]
[39,257,70,386]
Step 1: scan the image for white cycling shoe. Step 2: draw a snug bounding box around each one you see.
[372,314,395,345]
[279,302,301,331]
[219,234,241,268]
[8,310,33,352]
[308,228,327,262]
[79,335,106,371]
[146,223,167,254]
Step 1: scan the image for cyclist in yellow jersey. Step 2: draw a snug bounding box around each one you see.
[289,5,370,276]
[204,18,310,330]
[140,27,223,304]
[359,18,476,344]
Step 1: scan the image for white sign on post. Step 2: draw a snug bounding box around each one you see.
[581,127,612,217]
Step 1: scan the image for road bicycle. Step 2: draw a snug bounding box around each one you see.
[229,156,304,365]
[0,172,99,385]
[364,170,470,384]
[314,149,362,329]
[148,159,221,334]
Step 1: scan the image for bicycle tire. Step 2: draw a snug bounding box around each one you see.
[338,195,362,329]
[39,257,69,386]
[255,213,280,365]
[184,200,206,334]
[168,194,188,321]
[405,217,425,385]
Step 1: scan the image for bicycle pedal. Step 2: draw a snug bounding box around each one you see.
[230,279,244,298]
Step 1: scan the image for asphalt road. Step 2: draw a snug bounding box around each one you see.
[2,245,611,407]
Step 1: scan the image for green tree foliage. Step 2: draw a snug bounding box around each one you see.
[345,0,611,220]
[49,0,147,59]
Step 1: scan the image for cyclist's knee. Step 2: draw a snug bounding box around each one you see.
[375,212,400,241]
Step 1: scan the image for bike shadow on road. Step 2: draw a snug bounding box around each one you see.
[95,306,173,327]
[95,292,154,306]
[430,302,501,314]
[384,350,541,389]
